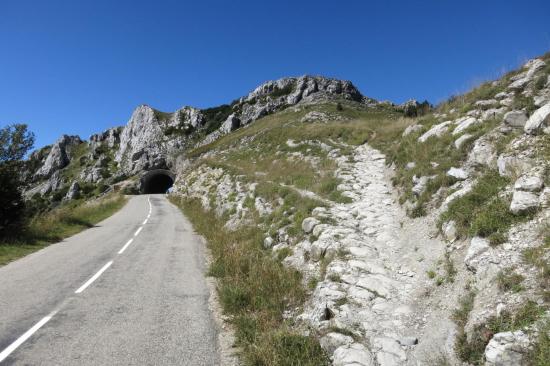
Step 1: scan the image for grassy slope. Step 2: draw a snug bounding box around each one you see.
[0,194,127,266]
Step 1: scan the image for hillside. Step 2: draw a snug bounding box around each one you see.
[20,52,550,365]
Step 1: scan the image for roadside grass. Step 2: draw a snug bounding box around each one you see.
[169,196,329,366]
[0,194,127,266]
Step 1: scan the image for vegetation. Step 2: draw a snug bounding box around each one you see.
[0,194,127,265]
[522,226,550,303]
[440,170,533,244]
[0,124,35,236]
[497,269,525,293]
[453,287,545,365]
[169,196,329,365]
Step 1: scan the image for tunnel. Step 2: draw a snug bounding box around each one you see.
[140,169,175,194]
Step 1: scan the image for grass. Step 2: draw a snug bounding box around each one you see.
[522,226,550,303]
[497,269,525,293]
[453,291,546,366]
[0,194,127,266]
[440,170,534,244]
[169,196,329,366]
[526,319,550,366]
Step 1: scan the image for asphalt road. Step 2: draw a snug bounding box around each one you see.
[0,195,220,365]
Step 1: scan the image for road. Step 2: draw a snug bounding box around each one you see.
[0,195,220,365]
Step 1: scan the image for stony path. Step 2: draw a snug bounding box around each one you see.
[287,144,448,365]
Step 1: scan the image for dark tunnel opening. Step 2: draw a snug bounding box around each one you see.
[141,171,174,194]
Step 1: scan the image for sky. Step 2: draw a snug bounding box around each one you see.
[1,0,550,149]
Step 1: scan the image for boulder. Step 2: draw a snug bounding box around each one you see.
[514,175,543,192]
[402,124,423,137]
[510,190,540,214]
[220,114,241,133]
[464,237,490,271]
[319,332,354,354]
[263,237,274,249]
[418,121,452,143]
[64,181,80,200]
[485,331,530,366]
[503,111,528,128]
[524,103,550,134]
[453,117,480,135]
[302,217,320,234]
[467,139,496,168]
[442,220,458,242]
[447,167,468,180]
[454,133,473,149]
[333,343,374,366]
[412,175,429,196]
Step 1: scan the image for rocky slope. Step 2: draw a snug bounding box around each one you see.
[171,53,550,366]
[22,52,550,365]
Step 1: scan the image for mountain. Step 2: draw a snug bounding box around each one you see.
[21,51,550,365]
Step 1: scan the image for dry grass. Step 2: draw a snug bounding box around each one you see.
[170,196,329,366]
[0,194,127,266]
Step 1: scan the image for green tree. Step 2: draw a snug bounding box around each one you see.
[0,124,35,236]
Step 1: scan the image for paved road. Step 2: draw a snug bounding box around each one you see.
[0,195,220,365]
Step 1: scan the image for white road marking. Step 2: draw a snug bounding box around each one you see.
[0,196,158,361]
[75,261,113,294]
[118,238,134,254]
[0,310,57,362]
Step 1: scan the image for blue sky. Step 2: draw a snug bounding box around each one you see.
[1,0,549,149]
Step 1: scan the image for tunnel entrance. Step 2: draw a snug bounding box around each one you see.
[140,169,175,194]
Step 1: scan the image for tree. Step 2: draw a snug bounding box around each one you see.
[0,124,35,236]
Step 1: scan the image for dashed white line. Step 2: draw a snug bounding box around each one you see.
[0,310,57,363]
[118,238,134,254]
[75,261,113,294]
[0,196,155,361]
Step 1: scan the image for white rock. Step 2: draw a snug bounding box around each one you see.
[405,162,416,170]
[373,337,407,361]
[402,124,423,137]
[464,237,490,271]
[453,117,480,135]
[514,175,543,192]
[412,175,429,196]
[263,237,274,249]
[320,332,354,354]
[442,220,458,242]
[454,133,473,149]
[468,139,496,167]
[447,167,468,180]
[302,217,320,234]
[503,110,528,128]
[525,103,550,134]
[418,121,452,143]
[485,331,530,366]
[510,190,540,214]
[333,343,374,366]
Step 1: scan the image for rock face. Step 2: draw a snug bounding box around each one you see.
[115,105,203,174]
[64,181,80,200]
[510,190,540,214]
[90,127,122,148]
[34,135,82,178]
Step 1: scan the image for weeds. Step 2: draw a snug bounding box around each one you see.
[170,196,329,365]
